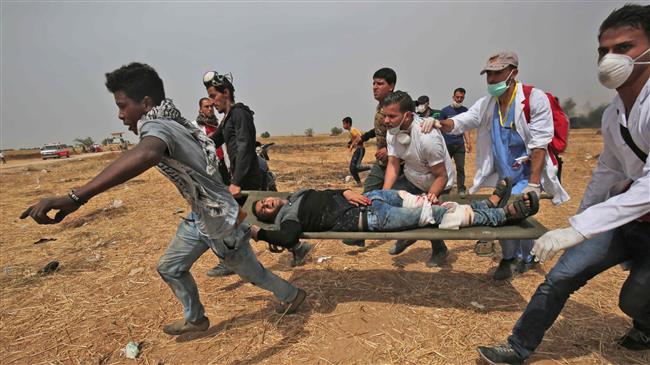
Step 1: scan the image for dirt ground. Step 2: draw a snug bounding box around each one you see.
[1,129,647,365]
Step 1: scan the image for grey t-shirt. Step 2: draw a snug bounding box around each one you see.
[273,189,309,226]
[139,118,239,239]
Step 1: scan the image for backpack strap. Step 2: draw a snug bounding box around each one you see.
[619,124,648,163]
[522,84,534,123]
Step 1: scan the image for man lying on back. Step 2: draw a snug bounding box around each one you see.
[250,181,539,250]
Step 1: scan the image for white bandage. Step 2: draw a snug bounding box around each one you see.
[438,202,474,230]
[399,190,427,208]
[419,201,436,226]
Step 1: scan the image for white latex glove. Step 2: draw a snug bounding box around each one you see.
[420,117,442,134]
[531,227,586,263]
[522,183,541,196]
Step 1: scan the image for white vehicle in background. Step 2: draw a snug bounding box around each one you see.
[40,144,70,159]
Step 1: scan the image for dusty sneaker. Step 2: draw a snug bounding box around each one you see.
[426,247,449,267]
[493,258,515,281]
[276,288,307,314]
[207,262,234,277]
[163,316,210,336]
[389,239,417,255]
[290,242,314,267]
[477,343,524,364]
[342,239,365,247]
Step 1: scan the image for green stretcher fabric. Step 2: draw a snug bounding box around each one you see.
[241,191,547,240]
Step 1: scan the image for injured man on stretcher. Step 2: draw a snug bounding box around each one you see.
[250,178,539,252]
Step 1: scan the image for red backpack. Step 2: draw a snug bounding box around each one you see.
[522,84,569,166]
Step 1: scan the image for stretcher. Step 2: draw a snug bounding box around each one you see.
[241,191,548,241]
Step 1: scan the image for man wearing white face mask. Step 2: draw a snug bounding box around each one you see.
[433,51,569,281]
[382,91,455,267]
[478,4,650,363]
[415,95,443,119]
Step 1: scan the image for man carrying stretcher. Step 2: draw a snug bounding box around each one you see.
[250,180,539,250]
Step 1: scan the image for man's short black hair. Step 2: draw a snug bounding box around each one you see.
[251,200,267,222]
[454,87,466,95]
[105,62,165,105]
[382,90,415,113]
[199,97,211,108]
[342,116,352,125]
[599,4,650,40]
[373,67,397,85]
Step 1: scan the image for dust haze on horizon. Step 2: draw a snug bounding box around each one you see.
[1,1,629,149]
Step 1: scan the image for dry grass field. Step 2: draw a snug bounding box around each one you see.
[1,129,648,364]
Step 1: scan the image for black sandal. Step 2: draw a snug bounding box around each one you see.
[488,177,513,208]
[505,191,539,223]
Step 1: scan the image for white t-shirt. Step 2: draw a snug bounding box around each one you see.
[387,116,455,192]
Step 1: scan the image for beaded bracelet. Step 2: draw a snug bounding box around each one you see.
[68,190,87,205]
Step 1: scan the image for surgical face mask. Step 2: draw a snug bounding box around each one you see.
[387,114,411,144]
[598,47,650,89]
[415,104,426,113]
[487,69,514,97]
[451,100,463,108]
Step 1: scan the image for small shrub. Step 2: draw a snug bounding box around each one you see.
[304,128,314,137]
[260,131,270,138]
[330,127,343,136]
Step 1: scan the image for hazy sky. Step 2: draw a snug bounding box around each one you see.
[1,0,630,149]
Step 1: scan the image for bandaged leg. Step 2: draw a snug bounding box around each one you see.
[399,190,427,208]
[418,201,451,227]
[438,202,475,230]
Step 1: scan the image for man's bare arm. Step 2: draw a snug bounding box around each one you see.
[427,162,448,202]
[21,137,167,224]
[382,156,401,190]
[528,148,546,185]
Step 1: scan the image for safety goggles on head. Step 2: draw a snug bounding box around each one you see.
[202,71,234,88]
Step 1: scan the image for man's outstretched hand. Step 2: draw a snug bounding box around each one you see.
[20,196,80,225]
[343,190,371,206]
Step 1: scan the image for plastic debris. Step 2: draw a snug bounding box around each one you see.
[110,200,124,209]
[316,256,332,263]
[39,261,59,275]
[470,301,486,310]
[124,341,140,359]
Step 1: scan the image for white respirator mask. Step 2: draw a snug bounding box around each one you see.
[387,114,412,145]
[598,47,650,89]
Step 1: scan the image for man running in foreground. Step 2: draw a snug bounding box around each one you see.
[20,62,306,336]
[249,181,539,250]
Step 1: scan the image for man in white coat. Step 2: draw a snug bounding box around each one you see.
[477,4,650,363]
[434,51,569,280]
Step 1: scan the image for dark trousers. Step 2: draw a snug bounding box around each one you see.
[350,147,372,184]
[508,221,650,359]
[391,175,448,254]
[446,143,466,191]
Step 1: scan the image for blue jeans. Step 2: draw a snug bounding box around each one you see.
[157,212,299,323]
[364,190,506,230]
[508,221,650,359]
[391,176,448,253]
[350,147,371,184]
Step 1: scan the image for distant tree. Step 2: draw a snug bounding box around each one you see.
[330,127,343,136]
[101,137,113,145]
[561,98,577,117]
[260,131,271,138]
[304,128,314,137]
[74,137,95,148]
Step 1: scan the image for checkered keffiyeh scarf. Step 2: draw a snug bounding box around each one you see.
[140,98,219,176]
